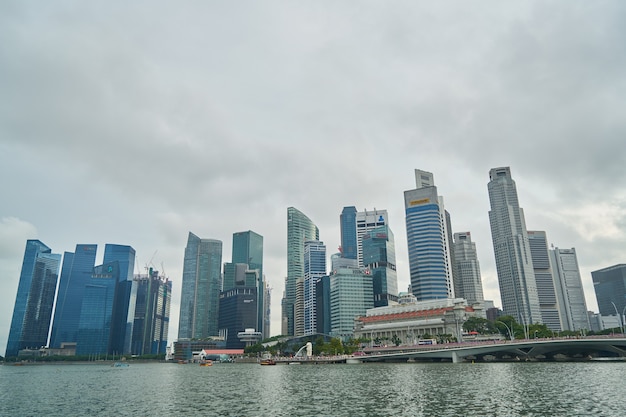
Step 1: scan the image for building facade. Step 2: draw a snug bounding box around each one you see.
[50,244,98,348]
[550,248,590,332]
[362,225,398,307]
[303,240,326,336]
[487,167,542,325]
[356,209,388,268]
[218,287,258,349]
[340,206,358,260]
[451,232,485,307]
[330,267,374,341]
[6,240,61,358]
[527,231,561,330]
[591,264,626,323]
[404,169,454,301]
[178,232,223,340]
[131,268,172,355]
[283,207,319,336]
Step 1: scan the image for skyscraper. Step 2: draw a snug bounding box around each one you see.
[527,231,560,330]
[303,240,326,336]
[487,167,542,325]
[131,268,172,355]
[591,264,626,321]
[451,232,485,306]
[340,206,358,260]
[550,247,590,332]
[178,232,223,339]
[283,207,319,336]
[6,240,61,358]
[231,230,264,337]
[356,209,388,268]
[330,267,373,341]
[50,244,98,348]
[362,225,398,307]
[404,169,454,301]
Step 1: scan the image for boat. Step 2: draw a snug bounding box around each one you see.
[112,362,129,368]
[199,360,213,367]
[259,359,276,366]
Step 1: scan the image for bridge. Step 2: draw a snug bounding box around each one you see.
[273,336,626,364]
[354,336,626,363]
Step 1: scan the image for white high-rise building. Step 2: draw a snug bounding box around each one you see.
[452,232,484,306]
[356,209,388,268]
[487,167,542,325]
[550,247,590,332]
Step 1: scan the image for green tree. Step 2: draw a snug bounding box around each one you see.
[328,338,343,355]
[391,335,402,346]
[463,317,494,334]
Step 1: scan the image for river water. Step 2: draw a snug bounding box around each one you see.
[1,361,624,416]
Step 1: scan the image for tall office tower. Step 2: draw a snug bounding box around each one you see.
[331,252,358,269]
[231,230,264,336]
[487,167,542,325]
[263,282,271,339]
[283,207,319,336]
[362,226,398,307]
[315,275,331,335]
[340,206,358,260]
[50,244,98,348]
[178,232,222,340]
[330,267,374,341]
[76,261,120,355]
[131,268,172,355]
[404,169,454,301]
[591,264,626,321]
[303,240,326,335]
[218,287,258,348]
[6,240,61,358]
[527,231,561,330]
[451,232,485,306]
[550,248,590,332]
[356,209,388,268]
[103,244,137,356]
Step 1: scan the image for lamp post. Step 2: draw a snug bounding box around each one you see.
[496,320,514,341]
[610,302,623,334]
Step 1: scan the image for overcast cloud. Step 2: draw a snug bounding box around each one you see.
[2,1,626,351]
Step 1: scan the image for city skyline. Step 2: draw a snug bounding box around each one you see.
[2,2,626,352]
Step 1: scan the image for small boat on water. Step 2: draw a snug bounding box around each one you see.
[112,362,129,368]
[259,359,276,366]
[199,360,213,367]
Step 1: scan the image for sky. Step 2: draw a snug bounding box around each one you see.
[2,1,626,353]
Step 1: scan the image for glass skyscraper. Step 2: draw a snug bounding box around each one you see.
[356,209,388,268]
[6,240,61,358]
[303,240,326,336]
[340,206,357,260]
[362,225,398,307]
[528,231,561,330]
[178,232,223,339]
[330,267,373,341]
[50,244,98,348]
[231,230,265,337]
[131,268,172,355]
[591,264,626,320]
[487,167,542,325]
[283,207,319,336]
[550,247,589,332]
[404,170,453,301]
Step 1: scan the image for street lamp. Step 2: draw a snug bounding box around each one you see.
[610,302,624,334]
[496,320,514,341]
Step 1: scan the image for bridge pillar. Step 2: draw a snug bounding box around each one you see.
[451,352,460,364]
[346,358,362,364]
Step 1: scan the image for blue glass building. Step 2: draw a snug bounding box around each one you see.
[131,269,171,355]
[50,244,98,348]
[340,206,357,260]
[404,183,452,301]
[6,240,61,358]
[362,226,398,307]
[76,261,120,355]
[303,240,326,336]
[178,232,223,339]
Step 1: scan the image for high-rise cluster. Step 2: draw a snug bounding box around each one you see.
[178,230,269,349]
[6,241,171,358]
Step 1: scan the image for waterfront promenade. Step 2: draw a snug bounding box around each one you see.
[274,335,626,364]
